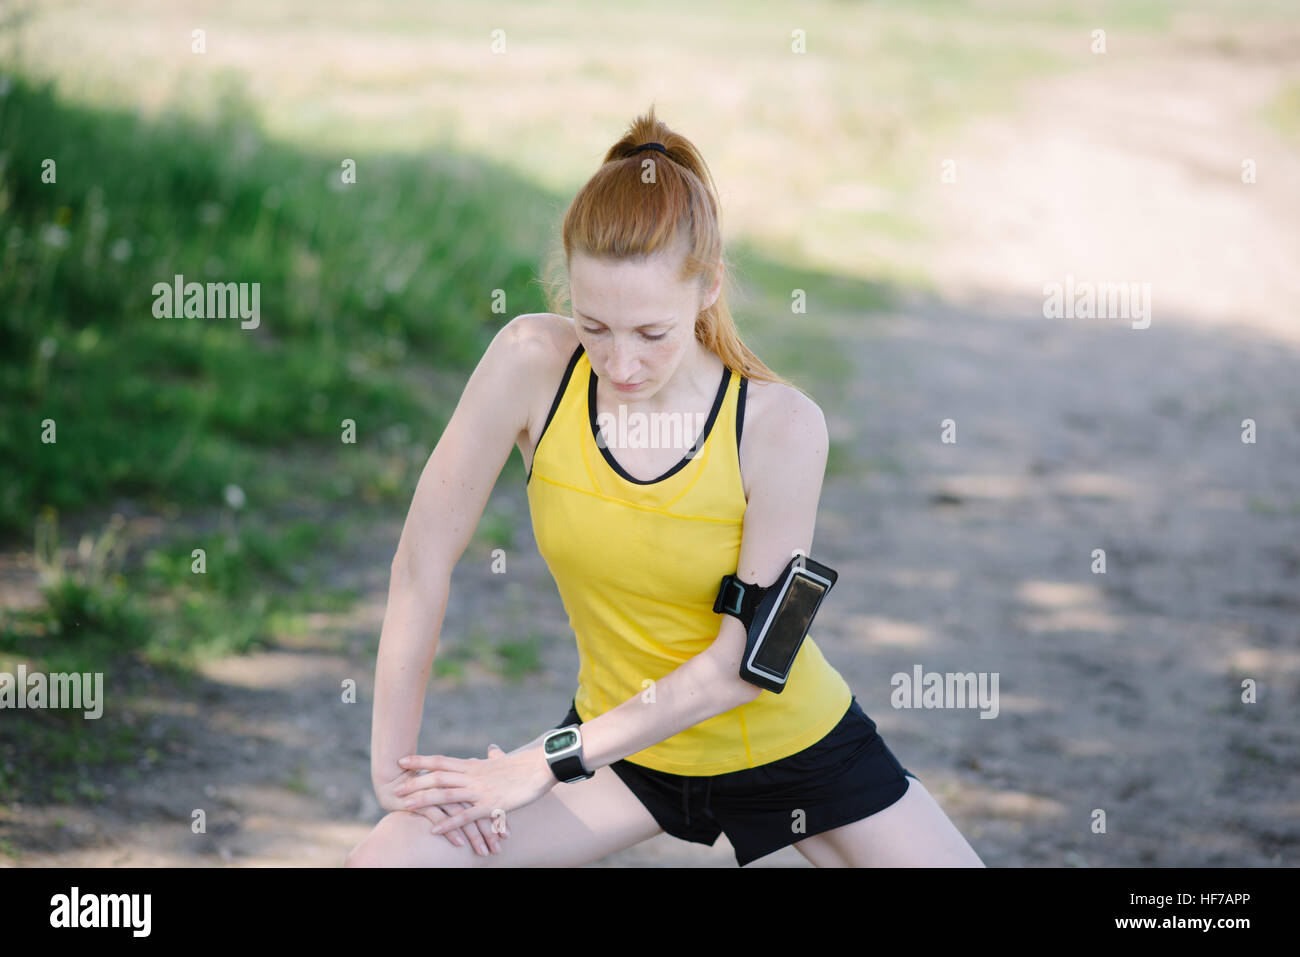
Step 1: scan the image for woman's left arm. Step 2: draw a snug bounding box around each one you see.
[399,387,831,833]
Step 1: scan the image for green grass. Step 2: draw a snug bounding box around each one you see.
[0,67,906,732]
[0,73,557,540]
[434,626,547,684]
[1262,82,1300,141]
[1245,496,1300,517]
[283,759,312,795]
[495,633,546,682]
[823,442,857,480]
[0,505,368,680]
[471,505,518,552]
[0,703,144,805]
[0,72,564,796]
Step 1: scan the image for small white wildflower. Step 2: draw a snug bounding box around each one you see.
[41,225,70,248]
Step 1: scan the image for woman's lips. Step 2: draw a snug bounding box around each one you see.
[613,380,642,392]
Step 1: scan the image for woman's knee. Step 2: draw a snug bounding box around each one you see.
[345,811,473,868]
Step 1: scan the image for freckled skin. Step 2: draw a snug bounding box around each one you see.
[568,248,723,416]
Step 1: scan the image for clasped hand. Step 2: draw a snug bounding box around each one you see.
[394,742,555,838]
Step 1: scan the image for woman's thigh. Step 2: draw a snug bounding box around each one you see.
[793,777,985,868]
[345,763,664,867]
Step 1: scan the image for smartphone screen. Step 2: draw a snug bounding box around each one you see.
[753,573,828,675]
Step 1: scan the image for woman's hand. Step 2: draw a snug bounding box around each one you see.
[394,742,556,837]
[374,748,511,856]
[430,799,506,856]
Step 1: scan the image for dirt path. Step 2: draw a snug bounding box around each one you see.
[814,34,1300,866]
[6,35,1298,867]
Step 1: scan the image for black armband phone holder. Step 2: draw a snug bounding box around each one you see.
[713,553,838,694]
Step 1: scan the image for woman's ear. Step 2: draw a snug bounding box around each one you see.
[701,266,723,311]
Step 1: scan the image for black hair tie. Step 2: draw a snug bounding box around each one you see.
[630,142,668,156]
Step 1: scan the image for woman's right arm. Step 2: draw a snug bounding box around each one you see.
[369,314,560,796]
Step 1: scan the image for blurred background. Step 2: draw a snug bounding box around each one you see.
[1,0,1297,866]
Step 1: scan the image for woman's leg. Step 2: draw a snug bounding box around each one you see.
[345,763,664,867]
[792,777,985,867]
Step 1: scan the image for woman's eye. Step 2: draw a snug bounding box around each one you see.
[582,326,667,341]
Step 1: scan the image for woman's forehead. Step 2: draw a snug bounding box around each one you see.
[570,254,696,316]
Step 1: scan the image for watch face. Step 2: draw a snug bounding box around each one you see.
[545,729,577,754]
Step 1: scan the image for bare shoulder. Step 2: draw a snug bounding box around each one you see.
[498,312,578,365]
[497,313,581,444]
[738,379,828,499]
[493,313,578,397]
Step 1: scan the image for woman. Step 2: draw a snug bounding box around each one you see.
[346,107,983,867]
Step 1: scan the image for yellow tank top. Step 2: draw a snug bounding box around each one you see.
[525,343,852,775]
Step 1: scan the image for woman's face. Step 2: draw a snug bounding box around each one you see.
[569,248,719,402]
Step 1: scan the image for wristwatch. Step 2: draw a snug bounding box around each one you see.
[543,725,594,783]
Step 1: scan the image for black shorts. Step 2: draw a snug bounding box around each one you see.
[555,694,919,867]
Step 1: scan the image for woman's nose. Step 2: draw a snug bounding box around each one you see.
[607,340,640,379]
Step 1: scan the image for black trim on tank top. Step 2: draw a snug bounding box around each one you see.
[589,360,732,485]
[526,342,585,485]
[736,375,748,453]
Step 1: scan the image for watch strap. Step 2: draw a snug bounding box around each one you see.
[550,751,592,783]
